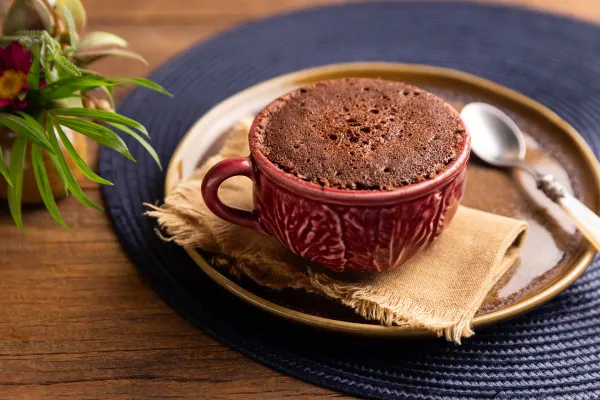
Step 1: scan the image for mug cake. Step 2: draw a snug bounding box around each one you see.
[203,77,470,271]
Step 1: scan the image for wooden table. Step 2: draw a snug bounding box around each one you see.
[1,1,596,398]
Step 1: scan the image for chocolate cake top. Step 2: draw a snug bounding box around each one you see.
[252,78,466,190]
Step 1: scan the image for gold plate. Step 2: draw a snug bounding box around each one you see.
[165,62,600,337]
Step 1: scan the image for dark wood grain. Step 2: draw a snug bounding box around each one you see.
[0,1,596,398]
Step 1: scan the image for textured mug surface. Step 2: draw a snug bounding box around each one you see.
[202,101,471,272]
[253,160,467,271]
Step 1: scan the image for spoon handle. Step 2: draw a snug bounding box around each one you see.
[537,174,600,250]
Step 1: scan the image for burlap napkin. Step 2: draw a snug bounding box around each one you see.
[147,119,527,343]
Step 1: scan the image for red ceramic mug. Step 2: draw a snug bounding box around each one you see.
[202,114,471,272]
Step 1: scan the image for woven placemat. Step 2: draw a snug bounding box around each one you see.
[99,2,600,399]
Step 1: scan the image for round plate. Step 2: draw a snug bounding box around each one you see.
[164,62,600,337]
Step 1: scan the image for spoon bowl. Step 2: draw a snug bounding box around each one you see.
[461,102,526,167]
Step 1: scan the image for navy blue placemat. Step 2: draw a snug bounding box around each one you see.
[99,2,600,399]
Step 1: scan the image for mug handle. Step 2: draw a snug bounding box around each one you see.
[201,156,268,235]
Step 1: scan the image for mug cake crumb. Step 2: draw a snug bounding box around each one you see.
[251,78,466,190]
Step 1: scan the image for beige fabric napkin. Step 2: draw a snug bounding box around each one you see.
[147,120,528,343]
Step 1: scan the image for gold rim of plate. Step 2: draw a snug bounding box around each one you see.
[164,62,600,338]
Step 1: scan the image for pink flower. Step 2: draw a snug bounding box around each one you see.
[0,42,33,110]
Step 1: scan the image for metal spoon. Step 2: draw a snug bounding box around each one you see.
[461,102,600,250]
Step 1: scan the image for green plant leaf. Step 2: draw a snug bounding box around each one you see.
[109,123,162,170]
[47,151,68,194]
[0,113,53,151]
[54,122,113,186]
[39,87,87,103]
[43,75,116,90]
[53,117,135,161]
[46,119,101,210]
[40,30,81,76]
[44,64,59,83]
[50,108,149,137]
[31,142,71,230]
[6,29,48,42]
[39,76,117,102]
[98,85,115,110]
[15,112,57,151]
[53,96,83,109]
[78,31,127,50]
[16,110,47,135]
[32,0,55,33]
[43,88,83,101]
[60,5,78,48]
[74,48,147,66]
[56,0,86,33]
[53,52,81,77]
[113,77,172,97]
[7,136,27,231]
[28,43,40,90]
[0,145,12,186]
[77,68,102,77]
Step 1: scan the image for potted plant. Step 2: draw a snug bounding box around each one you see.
[0,0,170,229]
